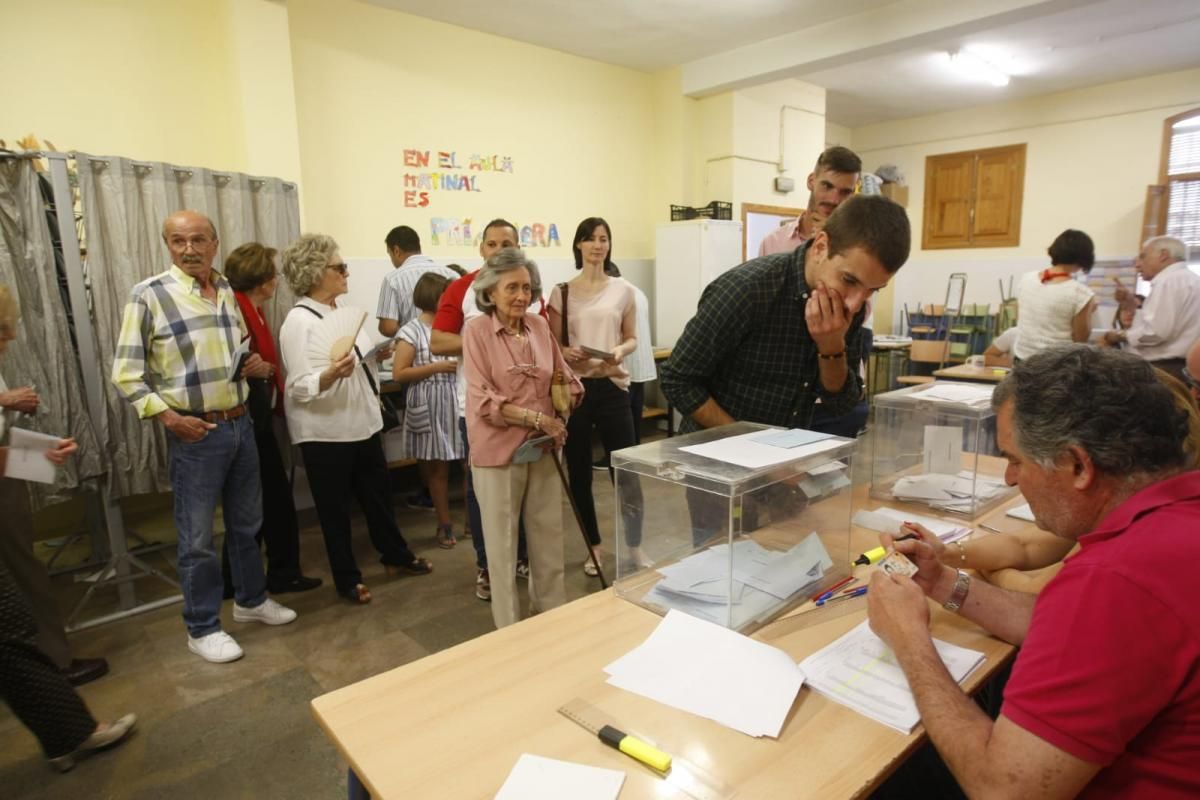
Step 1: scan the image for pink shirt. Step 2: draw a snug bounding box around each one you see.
[462,312,582,467]
[547,278,636,389]
[758,214,811,256]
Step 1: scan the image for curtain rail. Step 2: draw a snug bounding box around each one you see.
[0,150,296,190]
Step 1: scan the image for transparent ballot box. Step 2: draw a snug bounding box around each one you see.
[610,422,856,634]
[869,381,1017,518]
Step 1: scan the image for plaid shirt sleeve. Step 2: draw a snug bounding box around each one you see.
[111,290,170,419]
[660,276,756,418]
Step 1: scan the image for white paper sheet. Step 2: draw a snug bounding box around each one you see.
[915,382,996,408]
[604,609,805,738]
[494,754,625,800]
[922,425,962,476]
[750,428,835,449]
[1006,502,1035,521]
[679,430,844,470]
[852,507,972,543]
[3,427,62,484]
[799,621,986,734]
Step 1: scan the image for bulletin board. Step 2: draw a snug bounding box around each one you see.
[742,203,804,261]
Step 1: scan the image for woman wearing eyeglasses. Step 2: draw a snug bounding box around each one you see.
[278,235,433,605]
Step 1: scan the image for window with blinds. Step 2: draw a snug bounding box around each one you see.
[1160,109,1200,264]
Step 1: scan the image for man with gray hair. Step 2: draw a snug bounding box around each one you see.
[1104,235,1200,381]
[868,346,1200,797]
[112,210,297,664]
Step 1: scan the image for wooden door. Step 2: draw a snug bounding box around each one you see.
[923,152,974,248]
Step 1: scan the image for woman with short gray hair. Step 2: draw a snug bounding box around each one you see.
[278,234,433,605]
[462,248,582,628]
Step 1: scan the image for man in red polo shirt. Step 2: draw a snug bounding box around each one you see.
[869,345,1200,798]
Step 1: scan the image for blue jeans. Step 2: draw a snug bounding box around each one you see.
[167,413,266,637]
[459,416,527,570]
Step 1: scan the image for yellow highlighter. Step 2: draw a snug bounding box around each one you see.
[598,724,673,772]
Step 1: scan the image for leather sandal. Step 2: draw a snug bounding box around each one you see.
[385,557,434,577]
[339,584,372,604]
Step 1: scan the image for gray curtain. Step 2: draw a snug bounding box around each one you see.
[0,158,105,507]
[75,154,300,497]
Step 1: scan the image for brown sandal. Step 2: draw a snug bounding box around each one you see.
[386,557,434,577]
[340,583,371,604]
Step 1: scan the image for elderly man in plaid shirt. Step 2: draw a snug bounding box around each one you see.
[112,211,297,663]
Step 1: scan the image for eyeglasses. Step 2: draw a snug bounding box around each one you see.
[327,263,349,276]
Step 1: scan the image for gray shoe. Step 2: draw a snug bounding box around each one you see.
[48,713,137,773]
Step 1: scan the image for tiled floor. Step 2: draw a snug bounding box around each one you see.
[1,465,620,799]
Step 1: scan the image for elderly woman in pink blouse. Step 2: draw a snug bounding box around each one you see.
[462,248,583,628]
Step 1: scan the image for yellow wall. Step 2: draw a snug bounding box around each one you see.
[285,0,658,259]
[225,0,304,185]
[0,0,248,171]
[850,67,1200,331]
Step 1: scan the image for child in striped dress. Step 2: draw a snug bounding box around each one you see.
[392,273,463,547]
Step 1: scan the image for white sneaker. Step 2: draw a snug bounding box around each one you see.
[188,631,244,663]
[233,597,298,626]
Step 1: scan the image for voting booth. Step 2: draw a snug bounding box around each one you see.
[610,422,856,633]
[869,381,1018,518]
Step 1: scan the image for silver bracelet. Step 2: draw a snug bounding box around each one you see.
[943,570,972,613]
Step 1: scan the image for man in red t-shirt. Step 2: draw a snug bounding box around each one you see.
[867,346,1200,798]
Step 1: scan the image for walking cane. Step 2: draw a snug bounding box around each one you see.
[551,449,608,589]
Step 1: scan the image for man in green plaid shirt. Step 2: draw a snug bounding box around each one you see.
[661,195,910,435]
[112,211,298,664]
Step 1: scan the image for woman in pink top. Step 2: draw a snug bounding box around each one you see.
[462,248,582,628]
[549,218,645,575]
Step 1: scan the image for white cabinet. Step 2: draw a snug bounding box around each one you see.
[654,219,743,347]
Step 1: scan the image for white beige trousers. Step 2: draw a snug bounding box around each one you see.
[472,454,566,628]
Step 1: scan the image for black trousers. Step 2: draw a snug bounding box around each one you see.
[0,558,95,759]
[300,435,415,593]
[222,423,302,592]
[628,381,646,445]
[564,378,644,547]
[0,478,71,668]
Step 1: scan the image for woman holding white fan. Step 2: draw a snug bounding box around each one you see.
[278,234,433,605]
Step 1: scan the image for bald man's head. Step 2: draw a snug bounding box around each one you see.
[163,210,219,279]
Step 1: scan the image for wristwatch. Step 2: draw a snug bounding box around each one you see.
[942,569,971,613]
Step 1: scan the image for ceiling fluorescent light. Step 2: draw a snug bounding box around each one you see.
[948,50,1010,87]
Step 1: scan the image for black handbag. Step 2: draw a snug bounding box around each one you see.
[245,377,275,437]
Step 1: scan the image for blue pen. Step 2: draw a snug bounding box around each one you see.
[816,586,868,607]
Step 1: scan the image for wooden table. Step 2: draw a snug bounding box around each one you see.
[932,364,1010,383]
[311,489,1031,799]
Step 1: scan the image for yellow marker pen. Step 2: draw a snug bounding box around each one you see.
[853,532,919,566]
[598,725,673,772]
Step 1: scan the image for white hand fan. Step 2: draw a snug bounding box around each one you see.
[306,308,368,369]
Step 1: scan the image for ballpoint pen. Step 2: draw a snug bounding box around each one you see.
[811,575,856,603]
[816,586,868,606]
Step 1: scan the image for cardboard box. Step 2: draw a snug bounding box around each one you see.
[881,183,909,207]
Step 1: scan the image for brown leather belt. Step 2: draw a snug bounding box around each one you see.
[180,404,247,423]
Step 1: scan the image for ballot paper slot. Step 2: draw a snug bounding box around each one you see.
[869,382,1017,518]
[611,422,857,633]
